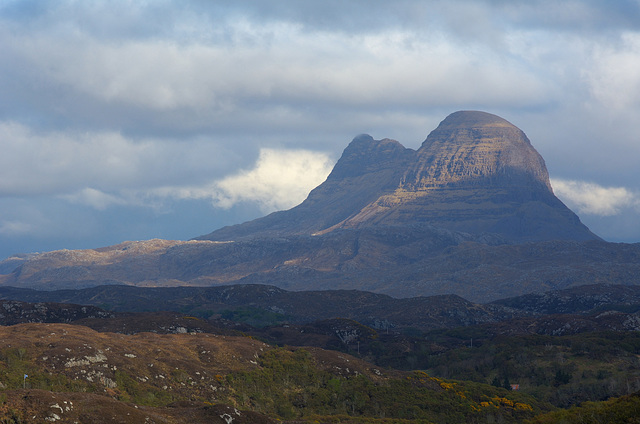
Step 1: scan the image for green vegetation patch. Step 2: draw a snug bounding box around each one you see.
[526,392,640,424]
[222,348,545,423]
[221,307,288,327]
[0,347,93,393]
[423,332,640,408]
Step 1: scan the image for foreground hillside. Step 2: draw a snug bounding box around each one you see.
[0,390,273,424]
[528,392,640,423]
[0,323,545,423]
[1,284,640,422]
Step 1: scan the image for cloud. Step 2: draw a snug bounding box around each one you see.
[1,7,553,132]
[585,32,640,110]
[0,121,241,197]
[159,149,334,213]
[6,1,635,148]
[61,188,129,211]
[0,121,154,195]
[0,198,51,239]
[0,220,34,236]
[551,178,640,216]
[55,148,334,214]
[212,149,334,212]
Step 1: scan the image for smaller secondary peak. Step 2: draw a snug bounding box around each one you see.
[328,135,412,180]
[347,134,405,150]
[351,133,375,142]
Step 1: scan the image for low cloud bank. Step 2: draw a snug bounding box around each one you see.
[551,178,640,216]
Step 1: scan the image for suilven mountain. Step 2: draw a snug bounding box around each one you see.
[199,110,597,242]
[1,111,638,302]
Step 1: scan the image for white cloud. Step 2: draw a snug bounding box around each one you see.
[158,148,334,213]
[0,119,333,214]
[0,121,154,195]
[551,178,640,216]
[212,149,334,211]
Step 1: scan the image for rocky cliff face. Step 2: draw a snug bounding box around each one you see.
[408,111,551,191]
[200,111,598,243]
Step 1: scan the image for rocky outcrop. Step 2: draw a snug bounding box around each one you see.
[408,111,552,191]
[0,300,113,325]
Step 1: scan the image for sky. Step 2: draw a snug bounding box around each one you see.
[1,0,640,260]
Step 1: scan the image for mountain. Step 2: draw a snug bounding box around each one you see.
[199,111,598,243]
[1,111,638,301]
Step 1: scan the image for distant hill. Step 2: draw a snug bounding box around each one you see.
[3,283,640,335]
[491,283,640,315]
[0,283,520,331]
[1,111,638,301]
